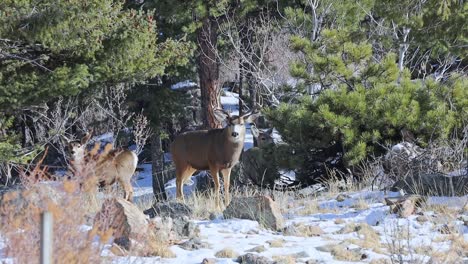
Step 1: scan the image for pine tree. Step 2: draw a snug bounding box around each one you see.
[0,0,190,110]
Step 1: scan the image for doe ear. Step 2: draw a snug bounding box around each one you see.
[80,129,93,145]
[251,124,260,138]
[265,127,274,135]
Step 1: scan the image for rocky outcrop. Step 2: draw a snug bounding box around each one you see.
[223,195,284,231]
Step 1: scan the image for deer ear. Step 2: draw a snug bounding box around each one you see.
[266,127,274,135]
[81,130,93,145]
[244,112,261,124]
[214,109,231,124]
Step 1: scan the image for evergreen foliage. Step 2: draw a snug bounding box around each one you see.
[0,0,191,110]
[266,0,467,183]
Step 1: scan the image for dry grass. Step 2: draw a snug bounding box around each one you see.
[187,191,220,219]
[214,247,239,258]
[369,258,392,264]
[334,218,345,224]
[320,244,364,262]
[246,245,266,253]
[272,255,296,264]
[340,222,383,253]
[351,196,370,210]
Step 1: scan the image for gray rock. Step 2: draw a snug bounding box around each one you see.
[178,237,210,251]
[237,253,274,264]
[201,258,216,264]
[151,215,198,240]
[223,195,284,231]
[173,216,198,238]
[144,201,193,219]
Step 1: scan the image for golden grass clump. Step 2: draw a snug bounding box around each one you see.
[323,244,364,262]
[214,247,239,258]
[272,255,296,264]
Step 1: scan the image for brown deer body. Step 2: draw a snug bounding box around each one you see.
[69,133,138,201]
[170,109,258,208]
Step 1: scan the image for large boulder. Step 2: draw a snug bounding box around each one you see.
[92,198,149,250]
[223,195,284,231]
[144,201,198,239]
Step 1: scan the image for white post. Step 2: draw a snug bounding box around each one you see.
[41,212,53,264]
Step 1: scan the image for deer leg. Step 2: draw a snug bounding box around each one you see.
[176,166,196,202]
[210,167,221,210]
[119,179,133,202]
[221,168,232,206]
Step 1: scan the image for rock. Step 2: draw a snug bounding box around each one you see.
[291,251,310,258]
[223,195,284,231]
[392,173,468,196]
[150,215,198,240]
[336,194,350,202]
[201,258,216,264]
[283,223,324,237]
[178,237,210,251]
[416,215,429,223]
[92,198,149,250]
[385,195,426,218]
[237,253,274,264]
[246,245,266,253]
[144,201,193,219]
[173,216,199,238]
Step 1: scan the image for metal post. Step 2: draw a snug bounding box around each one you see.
[40,212,53,264]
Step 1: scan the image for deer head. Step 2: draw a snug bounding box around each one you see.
[67,130,93,162]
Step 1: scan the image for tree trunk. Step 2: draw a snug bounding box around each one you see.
[198,17,222,129]
[151,132,168,201]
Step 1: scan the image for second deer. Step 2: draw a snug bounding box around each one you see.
[68,132,138,201]
[170,108,259,208]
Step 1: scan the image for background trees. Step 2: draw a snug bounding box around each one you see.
[0,0,466,187]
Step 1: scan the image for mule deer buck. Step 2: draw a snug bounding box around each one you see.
[170,108,260,208]
[67,131,138,201]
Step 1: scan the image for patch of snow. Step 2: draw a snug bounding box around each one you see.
[171,80,197,90]
[92,132,114,144]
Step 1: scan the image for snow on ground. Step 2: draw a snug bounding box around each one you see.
[112,190,468,264]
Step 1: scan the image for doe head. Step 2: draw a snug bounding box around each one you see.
[67,131,93,160]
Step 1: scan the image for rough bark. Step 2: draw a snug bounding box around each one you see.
[198,17,222,129]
